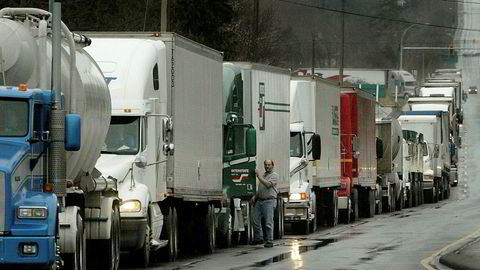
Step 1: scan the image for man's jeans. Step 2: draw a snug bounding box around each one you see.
[253,198,277,242]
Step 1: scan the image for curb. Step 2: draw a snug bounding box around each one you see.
[439,253,480,270]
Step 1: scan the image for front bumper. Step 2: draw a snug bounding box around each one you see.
[284,202,309,222]
[0,235,55,265]
[121,217,147,250]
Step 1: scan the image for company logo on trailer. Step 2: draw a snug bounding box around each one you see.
[231,168,250,183]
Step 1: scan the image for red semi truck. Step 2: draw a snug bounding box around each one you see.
[338,88,379,223]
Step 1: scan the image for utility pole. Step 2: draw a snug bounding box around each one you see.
[339,0,345,87]
[161,0,168,32]
[254,0,259,62]
[312,34,316,76]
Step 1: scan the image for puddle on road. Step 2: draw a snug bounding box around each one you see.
[248,239,336,268]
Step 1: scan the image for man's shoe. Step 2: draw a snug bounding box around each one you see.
[264,241,274,248]
[250,240,264,245]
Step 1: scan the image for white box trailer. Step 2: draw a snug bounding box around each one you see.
[85,32,223,264]
[286,77,341,233]
[224,62,290,239]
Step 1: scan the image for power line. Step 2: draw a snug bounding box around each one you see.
[440,0,480,5]
[277,0,480,32]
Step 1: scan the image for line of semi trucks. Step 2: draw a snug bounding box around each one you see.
[0,7,466,270]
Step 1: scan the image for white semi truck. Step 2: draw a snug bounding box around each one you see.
[375,118,405,212]
[221,62,290,240]
[285,76,340,233]
[0,7,121,270]
[402,130,427,207]
[399,111,449,203]
[408,96,458,187]
[85,32,224,265]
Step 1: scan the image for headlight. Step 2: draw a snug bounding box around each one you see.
[289,193,301,201]
[120,200,141,213]
[289,192,308,201]
[17,206,48,219]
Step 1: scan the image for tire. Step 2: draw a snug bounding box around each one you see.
[201,204,215,254]
[396,188,404,211]
[391,185,396,212]
[135,214,151,268]
[309,195,318,233]
[217,208,232,248]
[351,189,359,222]
[274,198,284,239]
[406,187,412,208]
[64,213,86,270]
[162,206,177,262]
[328,190,339,226]
[96,204,120,270]
[424,189,434,203]
[376,195,382,215]
[367,189,375,218]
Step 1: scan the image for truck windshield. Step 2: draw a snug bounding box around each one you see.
[290,132,303,158]
[102,116,140,155]
[0,100,29,137]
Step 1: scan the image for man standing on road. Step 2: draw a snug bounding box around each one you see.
[251,160,278,248]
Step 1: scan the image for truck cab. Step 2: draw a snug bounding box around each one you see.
[0,87,58,266]
[285,122,316,233]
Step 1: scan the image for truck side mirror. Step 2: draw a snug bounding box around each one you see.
[434,144,440,158]
[376,137,384,159]
[246,127,256,157]
[135,155,147,168]
[65,114,81,151]
[162,118,173,143]
[311,134,321,160]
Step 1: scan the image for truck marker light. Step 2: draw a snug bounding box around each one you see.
[124,109,132,113]
[19,84,28,91]
[44,183,53,192]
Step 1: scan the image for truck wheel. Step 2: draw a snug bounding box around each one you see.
[367,189,375,218]
[424,189,433,203]
[217,208,232,248]
[64,212,86,270]
[301,220,309,235]
[135,214,151,268]
[438,181,444,201]
[419,182,424,205]
[310,210,318,233]
[413,183,418,207]
[396,188,404,211]
[201,204,216,254]
[95,204,120,270]
[274,198,284,239]
[351,189,359,222]
[162,206,178,262]
[376,195,382,215]
[328,190,339,226]
[406,187,412,208]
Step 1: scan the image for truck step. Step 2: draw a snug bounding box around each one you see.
[151,239,168,251]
